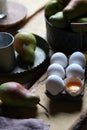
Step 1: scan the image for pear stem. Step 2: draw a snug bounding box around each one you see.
[38,103,49,113]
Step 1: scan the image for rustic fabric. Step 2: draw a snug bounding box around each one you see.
[0,116,50,130]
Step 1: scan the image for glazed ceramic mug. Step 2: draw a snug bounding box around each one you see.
[0,32,16,72]
[0,0,7,19]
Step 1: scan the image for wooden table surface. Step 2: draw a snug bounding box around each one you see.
[1,0,87,130]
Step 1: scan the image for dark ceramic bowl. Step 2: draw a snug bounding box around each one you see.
[45,17,87,55]
[0,33,50,85]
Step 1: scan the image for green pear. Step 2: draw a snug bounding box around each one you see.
[57,0,70,7]
[49,11,69,28]
[45,0,59,18]
[14,32,37,63]
[45,0,70,18]
[0,82,40,107]
[63,0,87,20]
[71,17,87,32]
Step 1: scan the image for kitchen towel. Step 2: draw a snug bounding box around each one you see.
[0,116,50,130]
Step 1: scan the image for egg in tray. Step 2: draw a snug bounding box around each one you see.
[45,51,86,100]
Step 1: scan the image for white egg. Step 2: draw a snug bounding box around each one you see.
[46,75,65,96]
[50,52,68,68]
[69,51,86,68]
[47,63,65,79]
[66,63,85,79]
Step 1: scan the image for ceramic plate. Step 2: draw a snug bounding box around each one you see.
[0,34,50,85]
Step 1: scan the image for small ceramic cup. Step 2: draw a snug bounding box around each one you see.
[0,32,16,72]
[0,0,7,19]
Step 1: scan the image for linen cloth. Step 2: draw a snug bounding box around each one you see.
[0,116,50,130]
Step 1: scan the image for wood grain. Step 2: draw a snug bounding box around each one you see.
[0,1,27,30]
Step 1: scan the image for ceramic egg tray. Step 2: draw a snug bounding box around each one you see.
[45,52,86,101]
[45,78,85,101]
[45,75,85,100]
[45,85,85,101]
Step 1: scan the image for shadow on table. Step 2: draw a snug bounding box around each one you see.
[0,105,38,119]
[48,99,82,116]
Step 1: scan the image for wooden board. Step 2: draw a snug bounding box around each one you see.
[30,72,87,130]
[0,72,87,130]
[0,1,27,31]
[0,0,87,130]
